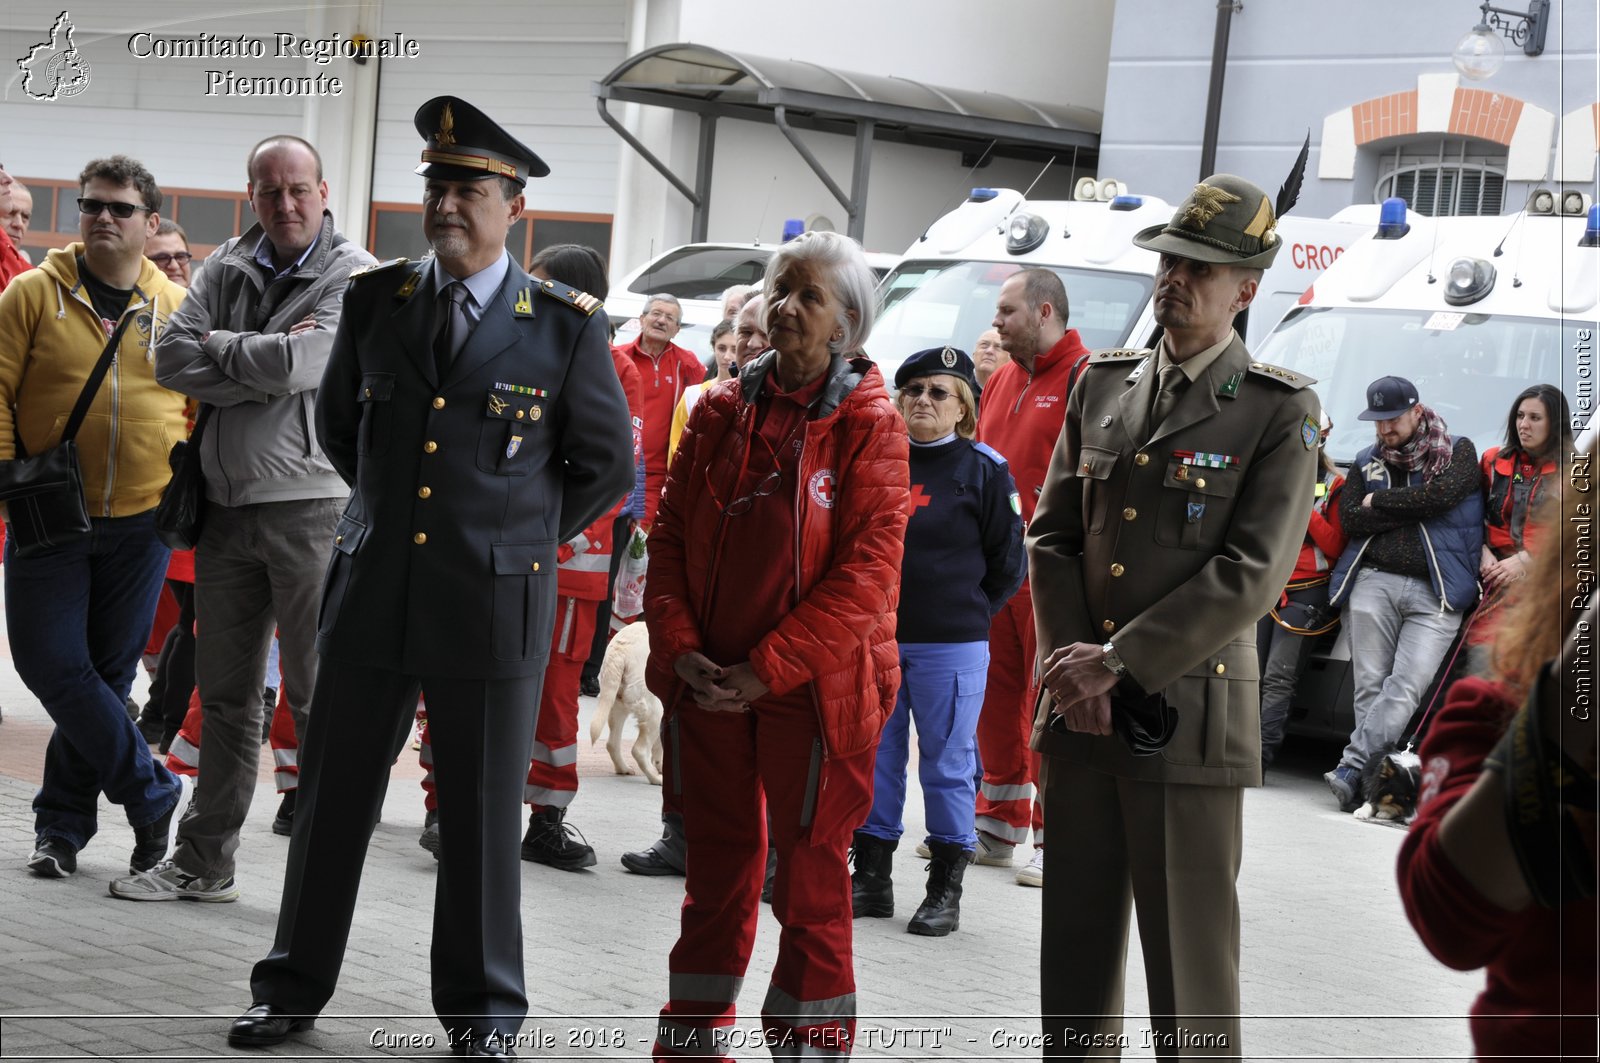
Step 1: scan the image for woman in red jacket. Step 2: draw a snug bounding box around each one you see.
[1397,439,1595,1062]
[1477,383,1572,596]
[1256,410,1347,768]
[644,231,909,1061]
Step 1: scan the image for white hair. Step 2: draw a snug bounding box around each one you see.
[762,231,877,356]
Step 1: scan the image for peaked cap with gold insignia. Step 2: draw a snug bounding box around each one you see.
[414,96,549,186]
[1133,173,1282,269]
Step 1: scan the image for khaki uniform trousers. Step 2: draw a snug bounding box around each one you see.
[1040,759,1243,1060]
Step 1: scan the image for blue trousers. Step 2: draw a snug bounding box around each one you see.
[861,641,988,849]
[6,512,183,849]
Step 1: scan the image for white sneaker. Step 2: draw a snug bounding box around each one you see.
[108,859,239,902]
[1016,847,1044,887]
[973,831,1016,867]
[914,841,931,859]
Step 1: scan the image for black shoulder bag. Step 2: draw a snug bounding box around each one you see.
[153,404,212,550]
[0,313,134,559]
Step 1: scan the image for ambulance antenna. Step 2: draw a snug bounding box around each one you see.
[1492,209,1528,287]
[918,139,999,242]
[1424,215,1444,285]
[1021,156,1058,200]
[752,175,778,245]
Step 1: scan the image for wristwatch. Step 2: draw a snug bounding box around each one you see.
[1100,641,1128,679]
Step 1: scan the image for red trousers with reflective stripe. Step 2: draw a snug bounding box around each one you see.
[420,596,596,812]
[166,685,300,792]
[973,583,1043,846]
[653,693,874,1061]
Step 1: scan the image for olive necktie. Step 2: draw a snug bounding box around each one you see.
[1149,364,1185,434]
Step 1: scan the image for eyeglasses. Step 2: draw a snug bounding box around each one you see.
[705,421,800,517]
[900,383,956,402]
[78,198,153,220]
[148,252,193,266]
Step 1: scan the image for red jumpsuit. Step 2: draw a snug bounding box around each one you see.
[615,335,703,526]
[644,359,908,1060]
[970,329,1089,847]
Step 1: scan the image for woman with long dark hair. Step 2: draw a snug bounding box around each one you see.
[1478,383,1572,595]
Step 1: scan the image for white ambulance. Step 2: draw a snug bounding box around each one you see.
[1251,192,1598,740]
[868,179,1374,385]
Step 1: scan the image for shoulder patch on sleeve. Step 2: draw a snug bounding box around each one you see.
[972,442,1009,467]
[536,277,604,316]
[1247,360,1316,389]
[350,257,408,280]
[1089,347,1151,364]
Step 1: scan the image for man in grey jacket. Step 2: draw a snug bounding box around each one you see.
[111,135,374,902]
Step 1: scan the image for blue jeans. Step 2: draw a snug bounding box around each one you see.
[861,641,988,849]
[1340,567,1462,771]
[6,511,184,850]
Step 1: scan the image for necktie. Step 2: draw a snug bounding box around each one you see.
[1149,363,1185,433]
[434,282,468,380]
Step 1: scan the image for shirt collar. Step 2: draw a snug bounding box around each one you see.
[1157,329,1236,384]
[253,231,318,280]
[432,250,510,309]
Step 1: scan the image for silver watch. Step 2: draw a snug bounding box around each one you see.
[1100,642,1128,678]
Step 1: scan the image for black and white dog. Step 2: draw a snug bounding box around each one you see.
[1352,746,1422,825]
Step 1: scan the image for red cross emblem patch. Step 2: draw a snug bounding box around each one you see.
[807,469,837,509]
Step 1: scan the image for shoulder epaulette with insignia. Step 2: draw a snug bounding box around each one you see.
[972,442,1008,467]
[350,257,408,280]
[1246,360,1315,390]
[536,277,603,316]
[1089,347,1150,363]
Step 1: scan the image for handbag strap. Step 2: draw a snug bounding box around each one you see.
[187,403,215,447]
[16,310,139,459]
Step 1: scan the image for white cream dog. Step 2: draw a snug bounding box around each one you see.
[588,622,663,785]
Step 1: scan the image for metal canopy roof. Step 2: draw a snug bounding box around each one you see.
[594,43,1101,241]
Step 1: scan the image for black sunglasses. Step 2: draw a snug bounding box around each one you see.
[148,252,193,266]
[78,197,153,220]
[900,383,956,402]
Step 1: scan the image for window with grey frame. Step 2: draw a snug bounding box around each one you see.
[1374,139,1506,217]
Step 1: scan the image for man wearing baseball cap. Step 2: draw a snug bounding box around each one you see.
[1324,375,1483,812]
[1027,173,1320,1055]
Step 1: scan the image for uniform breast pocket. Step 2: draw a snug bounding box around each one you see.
[1074,445,1119,535]
[356,373,395,457]
[1153,461,1242,549]
[490,540,555,661]
[476,390,546,475]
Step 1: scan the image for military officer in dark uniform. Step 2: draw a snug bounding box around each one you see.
[1027,174,1320,1058]
[229,97,633,1058]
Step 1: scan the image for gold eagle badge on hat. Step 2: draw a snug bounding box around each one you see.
[1181,184,1242,230]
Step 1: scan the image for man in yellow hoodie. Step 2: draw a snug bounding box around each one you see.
[0,155,191,880]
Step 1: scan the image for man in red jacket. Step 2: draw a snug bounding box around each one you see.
[0,164,31,290]
[616,295,703,526]
[971,268,1090,888]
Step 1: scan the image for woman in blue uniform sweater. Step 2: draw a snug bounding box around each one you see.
[852,345,1025,936]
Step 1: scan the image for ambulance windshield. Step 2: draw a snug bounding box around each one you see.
[869,259,1154,383]
[1255,305,1590,464]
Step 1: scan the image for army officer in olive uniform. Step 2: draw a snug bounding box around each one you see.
[1027,174,1319,1058]
[231,98,633,1058]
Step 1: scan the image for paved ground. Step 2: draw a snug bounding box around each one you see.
[0,614,1483,1060]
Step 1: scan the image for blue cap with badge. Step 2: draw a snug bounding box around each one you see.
[414,96,548,186]
[894,345,977,390]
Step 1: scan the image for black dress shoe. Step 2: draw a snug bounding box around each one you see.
[619,844,684,876]
[227,1002,315,1047]
[455,1030,516,1057]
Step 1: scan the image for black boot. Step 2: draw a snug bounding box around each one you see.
[850,831,896,918]
[521,807,597,870]
[907,840,968,937]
